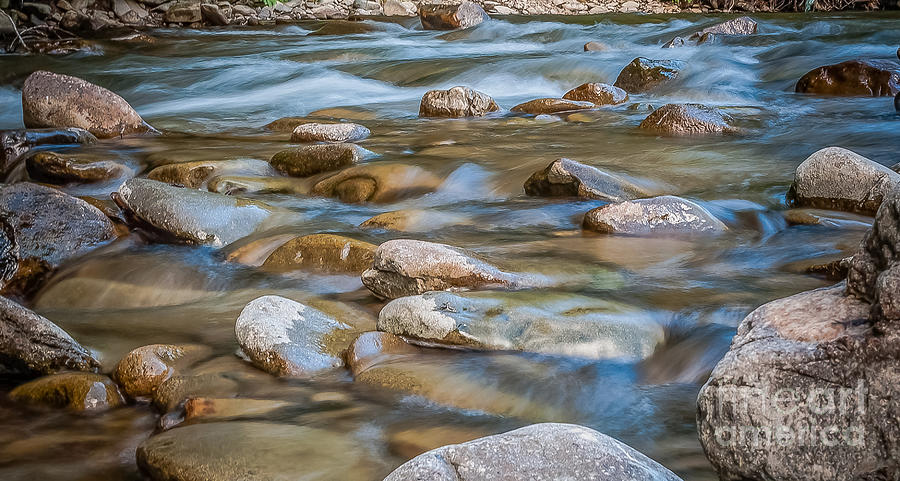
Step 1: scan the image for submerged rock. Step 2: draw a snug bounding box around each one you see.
[234,295,352,377]
[310,163,441,203]
[524,158,654,202]
[262,233,377,274]
[690,16,757,40]
[583,195,726,235]
[114,344,211,399]
[270,143,368,177]
[21,71,152,139]
[360,209,470,232]
[10,372,123,411]
[786,146,900,216]
[419,86,500,118]
[207,175,311,196]
[583,41,609,52]
[389,426,489,460]
[361,239,536,299]
[378,291,665,360]
[152,373,241,412]
[639,104,736,135]
[113,178,273,247]
[384,423,682,481]
[0,296,99,377]
[1,128,96,178]
[614,58,684,93]
[290,122,370,143]
[796,60,900,96]
[510,98,596,115]
[147,159,274,188]
[345,331,419,375]
[561,83,628,105]
[662,36,686,48]
[418,1,488,30]
[25,151,128,184]
[137,422,376,481]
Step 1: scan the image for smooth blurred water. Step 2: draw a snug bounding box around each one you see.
[0,12,898,481]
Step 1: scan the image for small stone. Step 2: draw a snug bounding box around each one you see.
[420,86,500,118]
[114,344,212,399]
[311,163,441,203]
[25,151,127,184]
[359,209,469,232]
[562,83,628,105]
[262,233,376,274]
[147,159,274,188]
[583,41,608,51]
[583,195,726,235]
[270,143,368,177]
[10,372,123,411]
[290,122,370,143]
[200,3,228,25]
[510,98,596,115]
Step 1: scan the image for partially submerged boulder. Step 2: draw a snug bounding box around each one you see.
[360,209,470,233]
[25,151,128,184]
[147,159,274,188]
[638,104,736,135]
[290,122,370,143]
[384,423,682,481]
[583,41,609,52]
[690,16,757,40]
[10,372,123,411]
[270,144,369,177]
[234,295,352,377]
[583,195,726,235]
[524,158,655,202]
[310,163,441,203]
[1,128,96,178]
[562,83,628,105]
[345,331,419,375]
[614,58,684,93]
[786,147,900,216]
[112,178,273,247]
[510,98,595,115]
[418,1,488,30]
[0,296,99,377]
[262,233,376,274]
[361,239,538,299]
[419,86,499,118]
[21,71,153,139]
[796,60,900,97]
[114,344,211,399]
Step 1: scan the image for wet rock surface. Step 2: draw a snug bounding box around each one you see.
[270,143,368,177]
[345,331,419,375]
[787,146,900,216]
[113,178,274,247]
[290,122,370,143]
[562,82,628,105]
[524,158,655,201]
[1,128,96,178]
[310,163,441,203]
[359,209,470,232]
[583,195,726,235]
[384,423,682,481]
[21,71,152,139]
[418,1,488,30]
[614,58,684,93]
[262,233,376,274]
[419,86,500,118]
[796,60,900,96]
[147,159,274,188]
[639,104,736,135]
[113,344,211,399]
[10,372,123,411]
[25,151,128,184]
[510,98,596,115]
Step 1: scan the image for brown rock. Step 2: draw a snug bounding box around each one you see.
[262,233,377,274]
[10,372,123,411]
[22,71,152,139]
[510,98,596,115]
[389,426,489,460]
[183,397,292,422]
[562,83,628,105]
[25,151,128,184]
[311,163,441,203]
[359,209,470,232]
[152,373,240,412]
[147,159,274,188]
[613,58,684,93]
[200,3,228,25]
[418,1,488,30]
[583,195,726,235]
[345,331,419,375]
[796,60,900,97]
[165,0,202,23]
[113,344,212,399]
[1,128,96,179]
[638,104,736,135]
[270,144,367,177]
[419,86,499,118]
[583,41,608,52]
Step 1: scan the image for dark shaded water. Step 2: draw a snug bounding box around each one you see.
[0,12,898,481]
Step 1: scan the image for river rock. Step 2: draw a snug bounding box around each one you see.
[112,178,273,247]
[796,60,900,97]
[25,151,128,184]
[786,146,900,215]
[137,422,376,481]
[419,86,500,118]
[208,175,311,196]
[262,233,377,274]
[690,16,757,40]
[200,3,228,25]
[378,291,664,360]
[152,373,241,412]
[234,295,352,377]
[310,163,441,203]
[345,331,420,375]
[613,58,684,93]
[389,426,489,460]
[270,143,368,177]
[113,344,211,399]
[0,296,99,377]
[0,182,115,294]
[165,0,202,23]
[361,239,534,299]
[1,128,96,178]
[583,41,609,51]
[524,158,654,202]
[359,209,470,232]
[510,98,595,115]
[583,195,726,235]
[10,372,123,411]
[384,423,682,481]
[182,397,293,422]
[418,1,488,30]
[148,159,274,188]
[639,104,736,135]
[562,83,628,105]
[290,122,370,143]
[21,71,152,139]
[662,36,686,48]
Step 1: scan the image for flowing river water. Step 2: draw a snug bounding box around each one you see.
[1,12,899,481]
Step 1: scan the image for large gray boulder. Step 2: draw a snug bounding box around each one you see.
[419,86,499,118]
[361,239,539,300]
[583,195,726,235]
[378,291,665,360]
[384,423,682,481]
[234,295,351,377]
[697,188,900,481]
[787,146,900,216]
[0,296,100,377]
[524,158,655,202]
[112,178,274,247]
[22,71,153,139]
